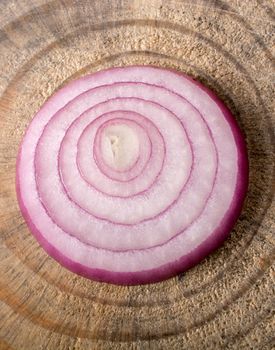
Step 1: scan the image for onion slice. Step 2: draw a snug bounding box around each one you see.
[16,66,248,285]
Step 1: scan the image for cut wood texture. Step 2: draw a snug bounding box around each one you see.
[0,0,274,349]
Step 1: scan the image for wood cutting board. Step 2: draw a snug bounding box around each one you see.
[0,0,274,349]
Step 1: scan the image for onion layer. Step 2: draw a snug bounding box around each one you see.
[16,66,248,285]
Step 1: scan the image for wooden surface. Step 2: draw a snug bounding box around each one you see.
[0,0,274,349]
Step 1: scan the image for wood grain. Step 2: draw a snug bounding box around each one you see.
[0,0,274,349]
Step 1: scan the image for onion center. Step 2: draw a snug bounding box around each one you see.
[98,122,140,172]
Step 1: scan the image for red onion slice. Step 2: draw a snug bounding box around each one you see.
[16,66,248,285]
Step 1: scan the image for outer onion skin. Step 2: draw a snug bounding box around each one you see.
[16,66,248,285]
